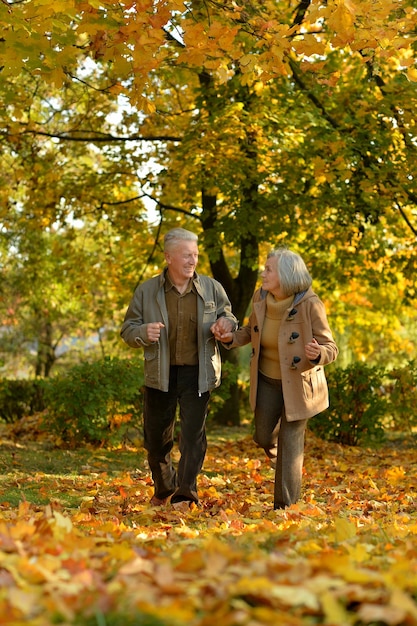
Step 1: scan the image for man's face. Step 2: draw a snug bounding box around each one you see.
[165,241,199,282]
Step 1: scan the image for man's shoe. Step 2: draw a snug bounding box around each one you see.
[150,495,168,506]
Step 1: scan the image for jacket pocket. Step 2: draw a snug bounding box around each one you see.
[203,301,217,322]
[144,346,158,361]
[301,365,327,401]
[144,345,159,385]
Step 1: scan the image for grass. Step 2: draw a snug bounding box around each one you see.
[0,422,251,511]
[1,414,413,513]
[0,439,148,509]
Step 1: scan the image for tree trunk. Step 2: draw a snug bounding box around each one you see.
[200,187,258,425]
[35,322,57,377]
[198,72,261,425]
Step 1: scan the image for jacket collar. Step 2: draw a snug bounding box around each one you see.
[259,288,308,305]
[160,267,199,286]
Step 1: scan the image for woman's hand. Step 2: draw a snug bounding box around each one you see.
[305,337,321,361]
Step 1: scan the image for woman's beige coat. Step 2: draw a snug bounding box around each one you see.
[227,287,338,421]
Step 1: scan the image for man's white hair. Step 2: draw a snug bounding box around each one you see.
[164,228,198,251]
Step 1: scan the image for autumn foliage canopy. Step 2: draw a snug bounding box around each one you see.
[1,0,417,379]
[2,0,417,108]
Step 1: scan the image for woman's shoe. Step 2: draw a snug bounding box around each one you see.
[150,495,169,506]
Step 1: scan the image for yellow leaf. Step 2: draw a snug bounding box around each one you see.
[390,588,417,619]
[239,53,255,68]
[347,542,371,563]
[176,549,205,572]
[142,99,156,114]
[177,48,207,67]
[384,466,406,483]
[320,590,350,624]
[53,511,73,533]
[118,556,153,575]
[168,0,186,11]
[10,520,36,540]
[334,516,357,542]
[406,67,417,82]
[232,577,319,610]
[357,603,406,624]
[216,65,233,84]
[7,588,41,617]
[369,477,379,490]
[327,1,355,45]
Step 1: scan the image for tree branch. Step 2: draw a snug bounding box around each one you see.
[64,70,120,93]
[97,191,197,219]
[292,0,313,27]
[289,59,340,129]
[136,213,165,285]
[394,201,417,238]
[97,195,146,208]
[142,192,201,221]
[9,129,182,143]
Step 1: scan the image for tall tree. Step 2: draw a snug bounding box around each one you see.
[0,76,156,375]
[1,1,417,422]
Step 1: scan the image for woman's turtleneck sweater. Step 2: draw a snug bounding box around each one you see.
[259,292,293,380]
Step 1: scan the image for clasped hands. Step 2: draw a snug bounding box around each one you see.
[146,318,235,344]
[211,318,234,343]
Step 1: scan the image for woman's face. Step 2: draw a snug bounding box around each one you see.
[261,257,286,299]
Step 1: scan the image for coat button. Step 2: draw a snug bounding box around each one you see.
[290,356,301,369]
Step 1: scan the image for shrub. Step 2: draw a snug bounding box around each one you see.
[43,357,144,446]
[386,360,417,433]
[209,361,239,412]
[310,362,388,446]
[0,378,45,423]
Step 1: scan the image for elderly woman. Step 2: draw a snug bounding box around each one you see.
[212,248,338,509]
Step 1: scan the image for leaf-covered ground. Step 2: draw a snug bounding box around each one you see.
[1,417,417,626]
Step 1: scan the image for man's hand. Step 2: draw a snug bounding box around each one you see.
[147,322,165,343]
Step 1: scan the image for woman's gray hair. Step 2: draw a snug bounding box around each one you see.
[267,248,312,296]
[164,228,198,251]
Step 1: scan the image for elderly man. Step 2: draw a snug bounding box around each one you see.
[121,228,237,509]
